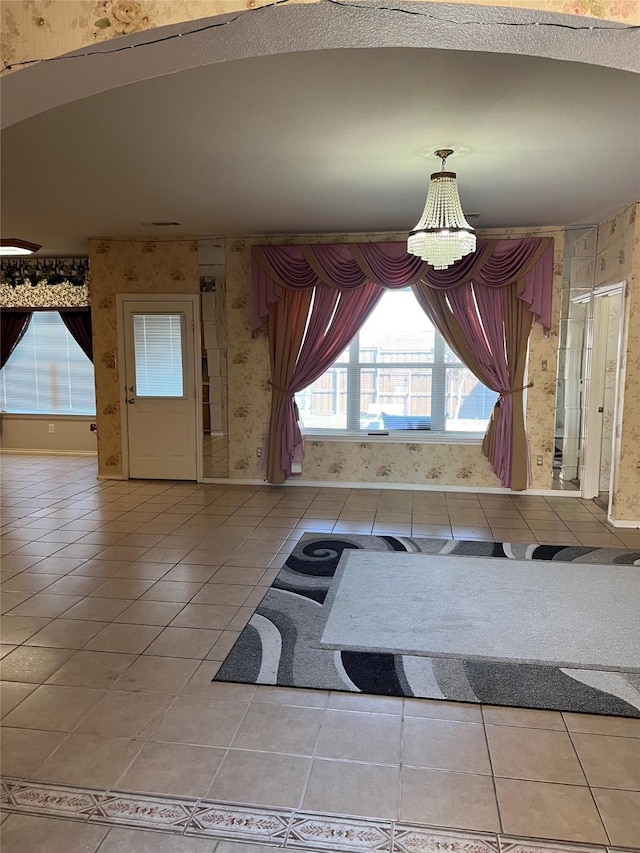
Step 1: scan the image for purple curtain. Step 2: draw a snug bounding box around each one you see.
[253,238,554,487]
[279,281,383,476]
[59,310,93,362]
[1,311,32,369]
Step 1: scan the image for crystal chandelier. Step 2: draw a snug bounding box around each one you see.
[407,149,476,270]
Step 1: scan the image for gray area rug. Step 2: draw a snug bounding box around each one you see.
[214,534,640,717]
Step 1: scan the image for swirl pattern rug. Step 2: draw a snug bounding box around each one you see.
[214,534,640,717]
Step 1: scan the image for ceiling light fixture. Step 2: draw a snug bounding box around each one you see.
[0,238,42,256]
[407,149,476,270]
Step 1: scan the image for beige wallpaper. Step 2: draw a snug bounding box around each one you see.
[88,237,199,478]
[592,203,640,523]
[2,0,635,72]
[225,227,564,490]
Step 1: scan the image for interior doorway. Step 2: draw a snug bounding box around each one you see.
[573,283,625,511]
[119,295,199,480]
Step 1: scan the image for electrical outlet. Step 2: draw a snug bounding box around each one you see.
[536,455,543,466]
[256,447,262,458]
[48,424,55,434]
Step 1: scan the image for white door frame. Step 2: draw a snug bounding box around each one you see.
[572,281,625,508]
[116,293,202,480]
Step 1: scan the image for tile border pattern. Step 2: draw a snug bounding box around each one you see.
[1,777,637,853]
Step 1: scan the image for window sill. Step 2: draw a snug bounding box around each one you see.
[0,413,96,420]
[304,430,484,445]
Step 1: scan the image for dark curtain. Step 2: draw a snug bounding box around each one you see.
[1,311,33,369]
[59,310,93,362]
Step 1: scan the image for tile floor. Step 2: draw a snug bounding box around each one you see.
[1,454,639,852]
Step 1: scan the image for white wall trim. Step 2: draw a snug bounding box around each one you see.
[199,476,582,496]
[0,449,97,457]
[607,517,640,529]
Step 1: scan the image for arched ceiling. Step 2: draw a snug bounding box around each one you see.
[1,5,638,255]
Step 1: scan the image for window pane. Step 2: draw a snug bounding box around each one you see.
[358,290,435,363]
[133,313,184,397]
[361,367,432,430]
[296,366,348,429]
[0,312,96,415]
[445,368,498,431]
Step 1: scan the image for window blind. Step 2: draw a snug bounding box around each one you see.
[133,313,184,397]
[0,311,96,415]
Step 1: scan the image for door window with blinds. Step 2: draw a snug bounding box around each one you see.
[132,313,185,397]
[0,311,96,415]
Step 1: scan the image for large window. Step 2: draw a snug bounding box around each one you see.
[0,311,96,415]
[296,289,497,434]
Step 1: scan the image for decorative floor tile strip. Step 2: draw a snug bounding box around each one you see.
[288,814,392,852]
[91,792,197,833]
[499,842,607,853]
[2,780,102,820]
[0,778,20,803]
[393,826,500,853]
[186,801,291,844]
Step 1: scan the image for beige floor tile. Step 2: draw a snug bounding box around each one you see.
[0,615,52,644]
[118,740,225,797]
[592,787,640,847]
[400,766,500,830]
[495,777,608,843]
[2,574,60,594]
[208,749,311,809]
[303,758,399,819]
[152,695,249,747]
[113,600,186,626]
[0,681,38,716]
[1,591,37,615]
[483,706,565,730]
[24,617,108,649]
[402,717,491,774]
[2,684,104,732]
[140,581,204,602]
[171,602,238,629]
[315,709,402,764]
[84,623,162,654]
[7,592,82,618]
[0,727,67,776]
[46,650,137,688]
[1,814,108,853]
[75,690,173,738]
[250,685,329,709]
[25,556,88,574]
[232,702,323,755]
[144,626,221,658]
[191,583,253,605]
[571,732,640,789]
[404,698,482,723]
[563,711,640,738]
[61,596,134,621]
[209,567,266,585]
[112,655,199,693]
[41,576,106,596]
[161,564,220,583]
[113,562,173,581]
[90,578,155,599]
[33,732,143,787]
[182,669,255,700]
[0,645,74,683]
[486,725,586,784]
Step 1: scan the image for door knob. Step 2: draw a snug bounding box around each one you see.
[127,398,135,404]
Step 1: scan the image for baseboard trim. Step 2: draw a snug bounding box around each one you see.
[0,449,97,457]
[607,517,640,529]
[199,476,582,497]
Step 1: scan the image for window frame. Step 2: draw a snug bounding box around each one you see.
[298,293,493,442]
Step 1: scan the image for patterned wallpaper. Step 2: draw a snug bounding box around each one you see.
[0,282,89,308]
[1,0,635,71]
[225,227,564,490]
[88,238,199,479]
[593,203,640,523]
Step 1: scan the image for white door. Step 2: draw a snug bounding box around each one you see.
[122,298,198,480]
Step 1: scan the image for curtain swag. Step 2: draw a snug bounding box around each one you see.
[252,238,554,490]
[0,258,90,290]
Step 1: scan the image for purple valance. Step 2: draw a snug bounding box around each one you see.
[252,238,553,335]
